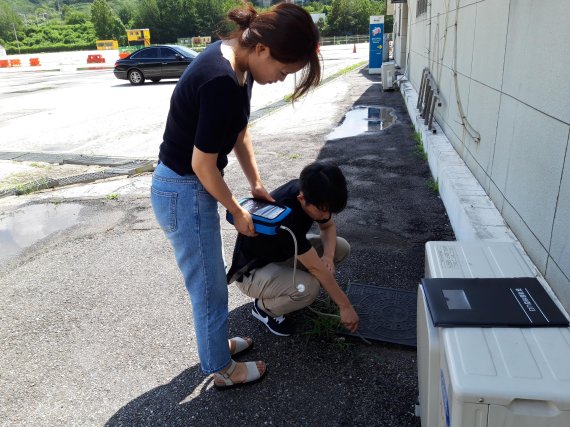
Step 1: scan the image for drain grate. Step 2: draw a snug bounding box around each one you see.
[344,282,417,347]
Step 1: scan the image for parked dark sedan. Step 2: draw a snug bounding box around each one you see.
[113,45,198,85]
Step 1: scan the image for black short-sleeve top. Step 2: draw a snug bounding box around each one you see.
[158,40,253,176]
[227,180,315,281]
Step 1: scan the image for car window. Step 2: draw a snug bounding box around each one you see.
[160,48,178,59]
[131,48,160,59]
[174,46,199,59]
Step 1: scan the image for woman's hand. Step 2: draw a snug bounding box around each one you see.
[251,184,275,203]
[339,305,359,333]
[232,207,257,237]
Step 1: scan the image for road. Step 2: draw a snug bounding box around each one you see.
[0,43,369,159]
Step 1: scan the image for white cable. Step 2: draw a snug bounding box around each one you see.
[279,225,300,298]
[280,225,370,344]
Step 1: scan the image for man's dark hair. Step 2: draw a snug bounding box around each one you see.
[299,161,347,213]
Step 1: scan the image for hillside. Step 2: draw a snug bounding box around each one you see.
[11,0,123,18]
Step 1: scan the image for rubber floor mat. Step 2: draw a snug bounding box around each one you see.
[344,282,416,347]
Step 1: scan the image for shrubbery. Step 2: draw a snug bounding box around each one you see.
[3,22,96,54]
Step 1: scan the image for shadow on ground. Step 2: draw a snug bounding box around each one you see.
[105,304,420,427]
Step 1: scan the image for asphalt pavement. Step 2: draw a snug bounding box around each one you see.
[0,66,454,426]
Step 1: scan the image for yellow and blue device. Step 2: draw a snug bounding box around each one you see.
[226,198,291,235]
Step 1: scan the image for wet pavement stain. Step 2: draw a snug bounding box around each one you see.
[327,105,397,140]
[0,203,81,263]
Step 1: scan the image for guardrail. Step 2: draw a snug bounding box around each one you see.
[319,35,370,46]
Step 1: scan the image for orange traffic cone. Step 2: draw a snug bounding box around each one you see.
[353,43,356,53]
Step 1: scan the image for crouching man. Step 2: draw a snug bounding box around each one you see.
[227,161,359,336]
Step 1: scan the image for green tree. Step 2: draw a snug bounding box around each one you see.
[179,0,198,38]
[325,0,353,36]
[324,0,386,36]
[133,0,180,43]
[0,0,21,43]
[91,0,125,40]
[117,0,137,27]
[64,8,89,25]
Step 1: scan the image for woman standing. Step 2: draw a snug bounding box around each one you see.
[151,1,321,389]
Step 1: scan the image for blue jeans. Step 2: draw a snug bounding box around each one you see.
[151,162,230,374]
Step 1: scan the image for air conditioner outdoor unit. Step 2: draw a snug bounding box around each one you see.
[417,241,570,427]
[381,63,396,91]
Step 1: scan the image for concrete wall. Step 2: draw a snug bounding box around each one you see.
[397,0,570,309]
[393,3,408,70]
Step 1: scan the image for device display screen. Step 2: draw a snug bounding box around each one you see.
[241,199,285,220]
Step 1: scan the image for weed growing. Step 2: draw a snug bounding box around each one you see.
[297,293,352,350]
[413,132,428,161]
[14,178,51,195]
[283,61,367,103]
[428,177,439,193]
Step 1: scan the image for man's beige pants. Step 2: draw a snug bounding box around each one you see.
[235,234,350,317]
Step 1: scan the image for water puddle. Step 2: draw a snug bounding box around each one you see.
[0,203,82,263]
[327,106,397,140]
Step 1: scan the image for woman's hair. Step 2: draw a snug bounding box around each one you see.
[226,1,321,100]
[300,161,348,214]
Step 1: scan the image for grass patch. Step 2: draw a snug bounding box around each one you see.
[106,193,119,201]
[428,177,439,193]
[298,294,352,350]
[326,61,368,82]
[29,162,48,169]
[413,132,428,161]
[283,60,367,103]
[413,131,422,144]
[13,178,51,195]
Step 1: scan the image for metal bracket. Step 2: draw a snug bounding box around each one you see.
[416,68,441,133]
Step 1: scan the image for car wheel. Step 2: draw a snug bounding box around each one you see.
[128,69,145,85]
[151,78,161,83]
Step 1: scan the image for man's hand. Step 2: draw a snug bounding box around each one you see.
[320,255,335,274]
[251,184,275,203]
[339,305,359,333]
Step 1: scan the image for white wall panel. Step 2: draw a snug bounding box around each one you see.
[502,1,570,123]
[498,200,549,272]
[465,80,500,172]
[550,131,570,280]
[492,96,567,248]
[471,0,509,90]
[545,258,570,311]
[455,4,477,77]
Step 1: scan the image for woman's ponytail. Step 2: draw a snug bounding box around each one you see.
[227,2,257,30]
